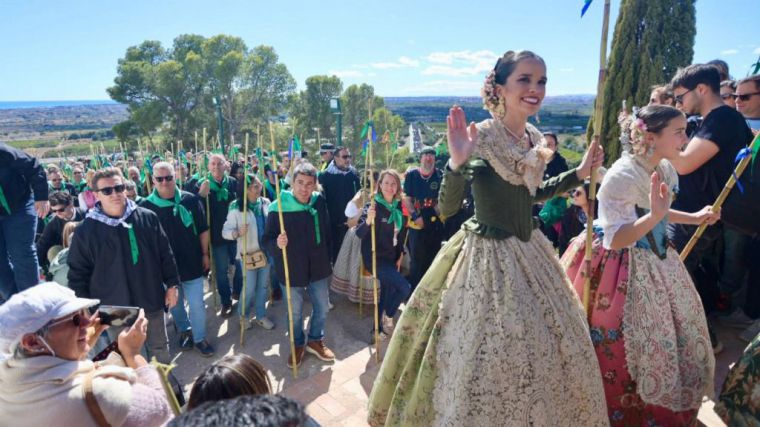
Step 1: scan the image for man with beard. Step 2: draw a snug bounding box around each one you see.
[318,146,360,263]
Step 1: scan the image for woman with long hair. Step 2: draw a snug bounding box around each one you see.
[367,50,608,426]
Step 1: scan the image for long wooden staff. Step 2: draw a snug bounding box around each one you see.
[203,128,219,310]
[150,358,182,415]
[270,122,298,378]
[680,132,760,261]
[368,121,381,360]
[582,0,611,315]
[240,133,250,345]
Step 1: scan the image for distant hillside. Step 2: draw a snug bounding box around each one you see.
[385,95,595,132]
[0,103,128,141]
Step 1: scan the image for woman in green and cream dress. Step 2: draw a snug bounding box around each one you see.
[367,50,609,426]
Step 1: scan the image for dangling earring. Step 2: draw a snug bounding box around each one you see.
[495,95,507,119]
[646,143,654,157]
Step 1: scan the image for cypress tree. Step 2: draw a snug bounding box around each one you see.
[589,0,696,162]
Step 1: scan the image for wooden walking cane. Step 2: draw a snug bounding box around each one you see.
[203,128,219,311]
[368,123,381,361]
[240,133,250,346]
[680,132,760,261]
[270,122,299,378]
[582,0,611,315]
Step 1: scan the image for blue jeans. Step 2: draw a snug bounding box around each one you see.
[376,261,411,326]
[170,276,207,343]
[287,277,329,347]
[212,241,242,306]
[240,265,270,319]
[0,196,40,299]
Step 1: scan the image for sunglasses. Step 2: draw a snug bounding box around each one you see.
[154,175,174,183]
[96,184,126,195]
[735,92,760,102]
[340,155,352,159]
[50,206,68,214]
[674,88,694,104]
[47,310,90,329]
[50,179,62,182]
[570,189,584,197]
[74,172,83,175]
[721,93,737,100]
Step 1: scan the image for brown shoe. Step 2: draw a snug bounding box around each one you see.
[287,346,305,368]
[306,340,335,362]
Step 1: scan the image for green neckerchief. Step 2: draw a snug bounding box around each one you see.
[264,178,287,199]
[0,184,9,214]
[145,188,196,235]
[229,198,263,217]
[72,181,87,193]
[128,227,139,264]
[49,184,69,194]
[199,173,230,202]
[270,191,322,245]
[374,194,403,231]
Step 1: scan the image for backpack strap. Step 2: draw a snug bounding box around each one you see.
[83,369,111,427]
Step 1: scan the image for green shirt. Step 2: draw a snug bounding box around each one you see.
[439,158,581,241]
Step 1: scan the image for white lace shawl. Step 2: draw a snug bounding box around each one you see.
[474,119,547,196]
[597,153,678,249]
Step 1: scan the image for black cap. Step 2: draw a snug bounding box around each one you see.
[320,143,335,153]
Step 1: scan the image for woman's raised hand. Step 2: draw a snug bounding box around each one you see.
[447,106,478,170]
[649,172,670,220]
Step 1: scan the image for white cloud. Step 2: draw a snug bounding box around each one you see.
[721,49,739,56]
[422,50,498,76]
[328,69,363,78]
[370,56,420,69]
[559,67,575,72]
[398,56,420,67]
[755,47,760,55]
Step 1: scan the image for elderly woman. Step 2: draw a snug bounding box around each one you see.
[0,282,172,427]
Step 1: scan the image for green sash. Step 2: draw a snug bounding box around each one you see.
[374,194,403,230]
[0,184,10,214]
[198,173,230,202]
[270,191,322,245]
[145,188,197,235]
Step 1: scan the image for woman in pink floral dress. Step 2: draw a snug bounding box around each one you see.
[562,105,718,426]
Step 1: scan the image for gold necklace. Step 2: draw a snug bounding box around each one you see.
[501,121,527,141]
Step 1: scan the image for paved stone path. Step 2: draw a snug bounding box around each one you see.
[166,281,746,426]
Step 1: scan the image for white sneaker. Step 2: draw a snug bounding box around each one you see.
[328,300,335,310]
[740,319,760,343]
[382,313,394,332]
[253,317,275,330]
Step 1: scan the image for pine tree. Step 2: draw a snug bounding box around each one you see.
[590,0,696,162]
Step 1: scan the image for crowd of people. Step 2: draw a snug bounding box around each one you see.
[0,51,759,426]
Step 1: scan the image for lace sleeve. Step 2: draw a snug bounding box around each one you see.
[598,172,638,250]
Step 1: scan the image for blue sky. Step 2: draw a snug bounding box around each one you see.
[1,0,757,100]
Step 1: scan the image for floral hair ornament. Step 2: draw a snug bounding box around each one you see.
[481,69,501,116]
[634,118,648,132]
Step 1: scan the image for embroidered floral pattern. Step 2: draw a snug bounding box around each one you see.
[473,119,547,196]
[717,339,760,425]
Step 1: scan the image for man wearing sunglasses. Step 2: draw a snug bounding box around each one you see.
[668,64,754,352]
[68,167,181,364]
[318,146,360,263]
[140,161,215,357]
[36,191,86,272]
[735,75,760,131]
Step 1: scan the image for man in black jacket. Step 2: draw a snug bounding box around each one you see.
[140,161,215,357]
[0,143,49,299]
[68,167,180,363]
[47,169,76,196]
[264,162,334,368]
[318,146,360,263]
[36,191,86,270]
[186,153,241,317]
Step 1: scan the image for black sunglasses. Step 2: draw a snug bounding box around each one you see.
[47,310,89,329]
[735,92,760,102]
[674,88,694,104]
[721,93,737,100]
[154,175,174,183]
[340,155,352,159]
[96,184,126,195]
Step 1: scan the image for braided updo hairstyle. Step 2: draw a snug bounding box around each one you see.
[481,50,546,117]
[626,104,684,157]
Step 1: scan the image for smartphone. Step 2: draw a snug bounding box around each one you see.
[99,305,140,327]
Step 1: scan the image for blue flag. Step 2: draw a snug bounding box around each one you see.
[581,0,593,17]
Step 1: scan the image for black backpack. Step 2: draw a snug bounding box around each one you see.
[721,139,760,238]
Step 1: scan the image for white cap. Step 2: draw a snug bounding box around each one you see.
[0,282,99,359]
